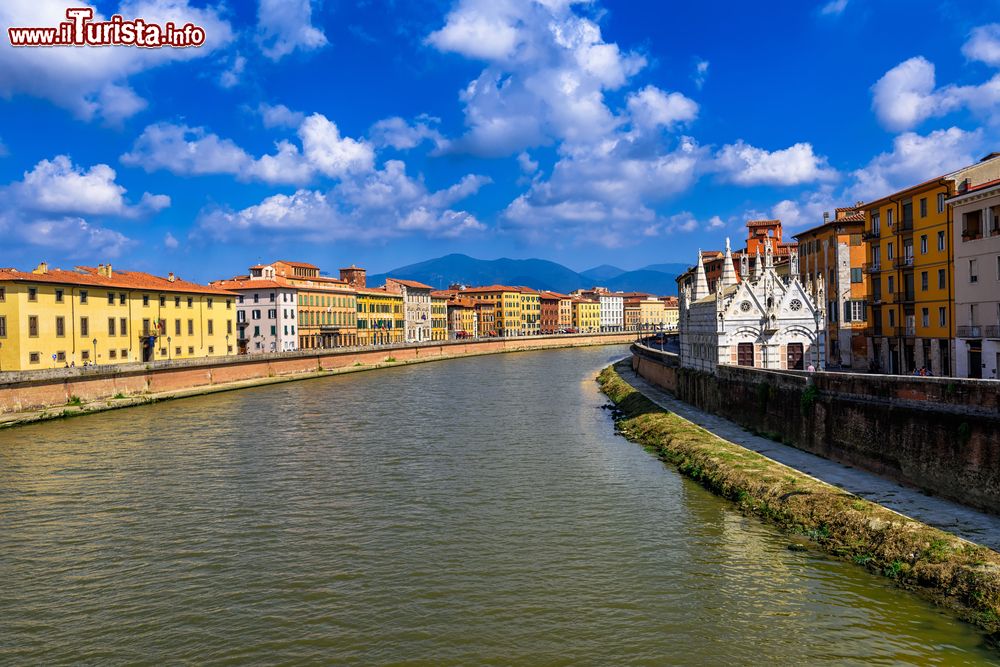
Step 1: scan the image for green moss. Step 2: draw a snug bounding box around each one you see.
[800,384,819,414]
[66,395,82,406]
[597,361,1000,634]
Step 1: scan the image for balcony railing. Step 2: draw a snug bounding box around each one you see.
[899,291,916,303]
[904,324,916,337]
[862,230,880,241]
[958,325,983,338]
[863,262,881,274]
[986,325,1000,339]
[962,228,982,242]
[893,256,914,268]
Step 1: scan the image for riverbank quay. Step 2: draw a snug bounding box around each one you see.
[599,360,1000,634]
[0,332,633,429]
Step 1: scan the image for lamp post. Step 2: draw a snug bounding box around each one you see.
[168,336,172,361]
[226,334,230,355]
[92,338,97,365]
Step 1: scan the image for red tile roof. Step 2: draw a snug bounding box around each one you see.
[0,266,236,295]
[211,278,288,290]
[386,278,433,290]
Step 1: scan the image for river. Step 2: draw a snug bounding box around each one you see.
[1,346,997,664]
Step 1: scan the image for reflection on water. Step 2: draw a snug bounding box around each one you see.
[0,347,996,665]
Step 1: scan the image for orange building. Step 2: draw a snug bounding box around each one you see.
[794,205,868,369]
[265,260,358,349]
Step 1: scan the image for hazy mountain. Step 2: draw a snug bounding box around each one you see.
[639,262,691,274]
[580,264,626,282]
[366,254,679,296]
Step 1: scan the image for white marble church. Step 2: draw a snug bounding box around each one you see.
[678,237,825,373]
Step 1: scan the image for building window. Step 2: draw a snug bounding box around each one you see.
[971,304,978,325]
[921,271,928,291]
[55,289,64,302]
[55,316,65,337]
[207,298,213,309]
[121,318,127,335]
[109,350,117,359]
[227,320,233,334]
[886,208,894,227]
[187,298,193,308]
[119,293,126,305]
[81,350,90,361]
[28,287,37,301]
[56,351,66,362]
[187,319,194,335]
[175,319,181,335]
[0,287,5,302]
[226,299,232,309]
[920,235,927,254]
[887,242,894,260]
[920,197,927,218]
[187,346,194,355]
[922,308,929,328]
[142,295,149,306]
[77,291,87,304]
[208,346,214,354]
[970,259,979,283]
[207,320,214,335]
[160,295,166,307]
[80,317,89,337]
[253,293,260,304]
[887,276,895,294]
[937,193,945,213]
[850,268,862,283]
[108,292,115,305]
[142,319,151,335]
[121,349,127,360]
[108,317,116,336]
[28,315,38,337]
[871,213,880,236]
[174,296,181,307]
[939,307,946,327]
[0,316,5,338]
[175,347,181,356]
[270,293,276,302]
[29,352,39,364]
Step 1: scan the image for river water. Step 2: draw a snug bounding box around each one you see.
[1,346,997,665]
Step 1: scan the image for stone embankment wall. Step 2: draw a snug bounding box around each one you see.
[630,343,1000,514]
[0,333,635,416]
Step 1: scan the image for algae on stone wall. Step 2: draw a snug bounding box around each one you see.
[598,361,1000,634]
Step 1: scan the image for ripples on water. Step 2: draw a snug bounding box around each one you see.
[1,347,997,665]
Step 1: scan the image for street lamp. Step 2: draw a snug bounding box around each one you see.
[92,338,97,365]
[168,336,172,360]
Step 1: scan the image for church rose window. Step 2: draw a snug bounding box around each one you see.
[739,301,752,312]
[789,299,803,312]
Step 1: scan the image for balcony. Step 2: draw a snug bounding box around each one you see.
[904,324,916,337]
[893,256,914,269]
[862,230,880,241]
[863,262,881,274]
[899,290,916,304]
[958,325,983,338]
[986,325,1000,339]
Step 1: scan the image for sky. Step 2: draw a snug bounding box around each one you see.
[1,0,999,282]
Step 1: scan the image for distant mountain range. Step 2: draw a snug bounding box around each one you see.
[366,254,687,296]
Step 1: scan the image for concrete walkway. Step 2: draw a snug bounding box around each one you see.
[616,361,1000,552]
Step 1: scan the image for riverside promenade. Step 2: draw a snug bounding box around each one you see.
[614,359,1000,552]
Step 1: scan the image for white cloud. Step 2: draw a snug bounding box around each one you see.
[0,215,133,257]
[426,9,521,61]
[849,127,983,201]
[0,0,234,123]
[517,151,539,174]
[258,103,305,129]
[370,115,445,151]
[714,141,837,186]
[6,155,169,218]
[164,231,179,249]
[820,0,848,16]
[627,85,698,130]
[692,59,709,89]
[963,24,1000,66]
[196,160,490,242]
[872,54,1000,131]
[219,54,246,89]
[256,0,328,61]
[121,113,374,185]
[769,186,839,228]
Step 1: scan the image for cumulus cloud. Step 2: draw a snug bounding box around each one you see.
[714,141,837,186]
[963,24,1000,66]
[256,0,328,61]
[370,115,445,151]
[258,102,305,129]
[219,54,246,89]
[692,59,709,89]
[627,86,698,130]
[848,127,983,201]
[0,0,234,123]
[872,52,1000,131]
[196,160,490,242]
[121,113,374,185]
[769,186,839,228]
[6,155,169,218]
[0,216,133,257]
[164,231,179,249]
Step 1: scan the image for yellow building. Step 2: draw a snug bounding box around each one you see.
[795,205,869,369]
[461,286,525,337]
[431,294,449,341]
[355,287,404,346]
[863,154,1000,375]
[517,288,541,336]
[661,297,679,330]
[266,261,358,349]
[0,262,235,371]
[571,298,600,332]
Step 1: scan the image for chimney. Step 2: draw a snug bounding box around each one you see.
[33,261,48,275]
[105,263,112,278]
[823,211,830,222]
[168,272,176,283]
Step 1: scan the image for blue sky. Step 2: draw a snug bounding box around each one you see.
[1,0,999,282]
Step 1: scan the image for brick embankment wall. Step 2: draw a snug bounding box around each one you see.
[630,344,1000,515]
[0,333,634,417]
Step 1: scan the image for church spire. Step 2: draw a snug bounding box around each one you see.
[754,246,762,281]
[693,249,709,300]
[720,237,738,289]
